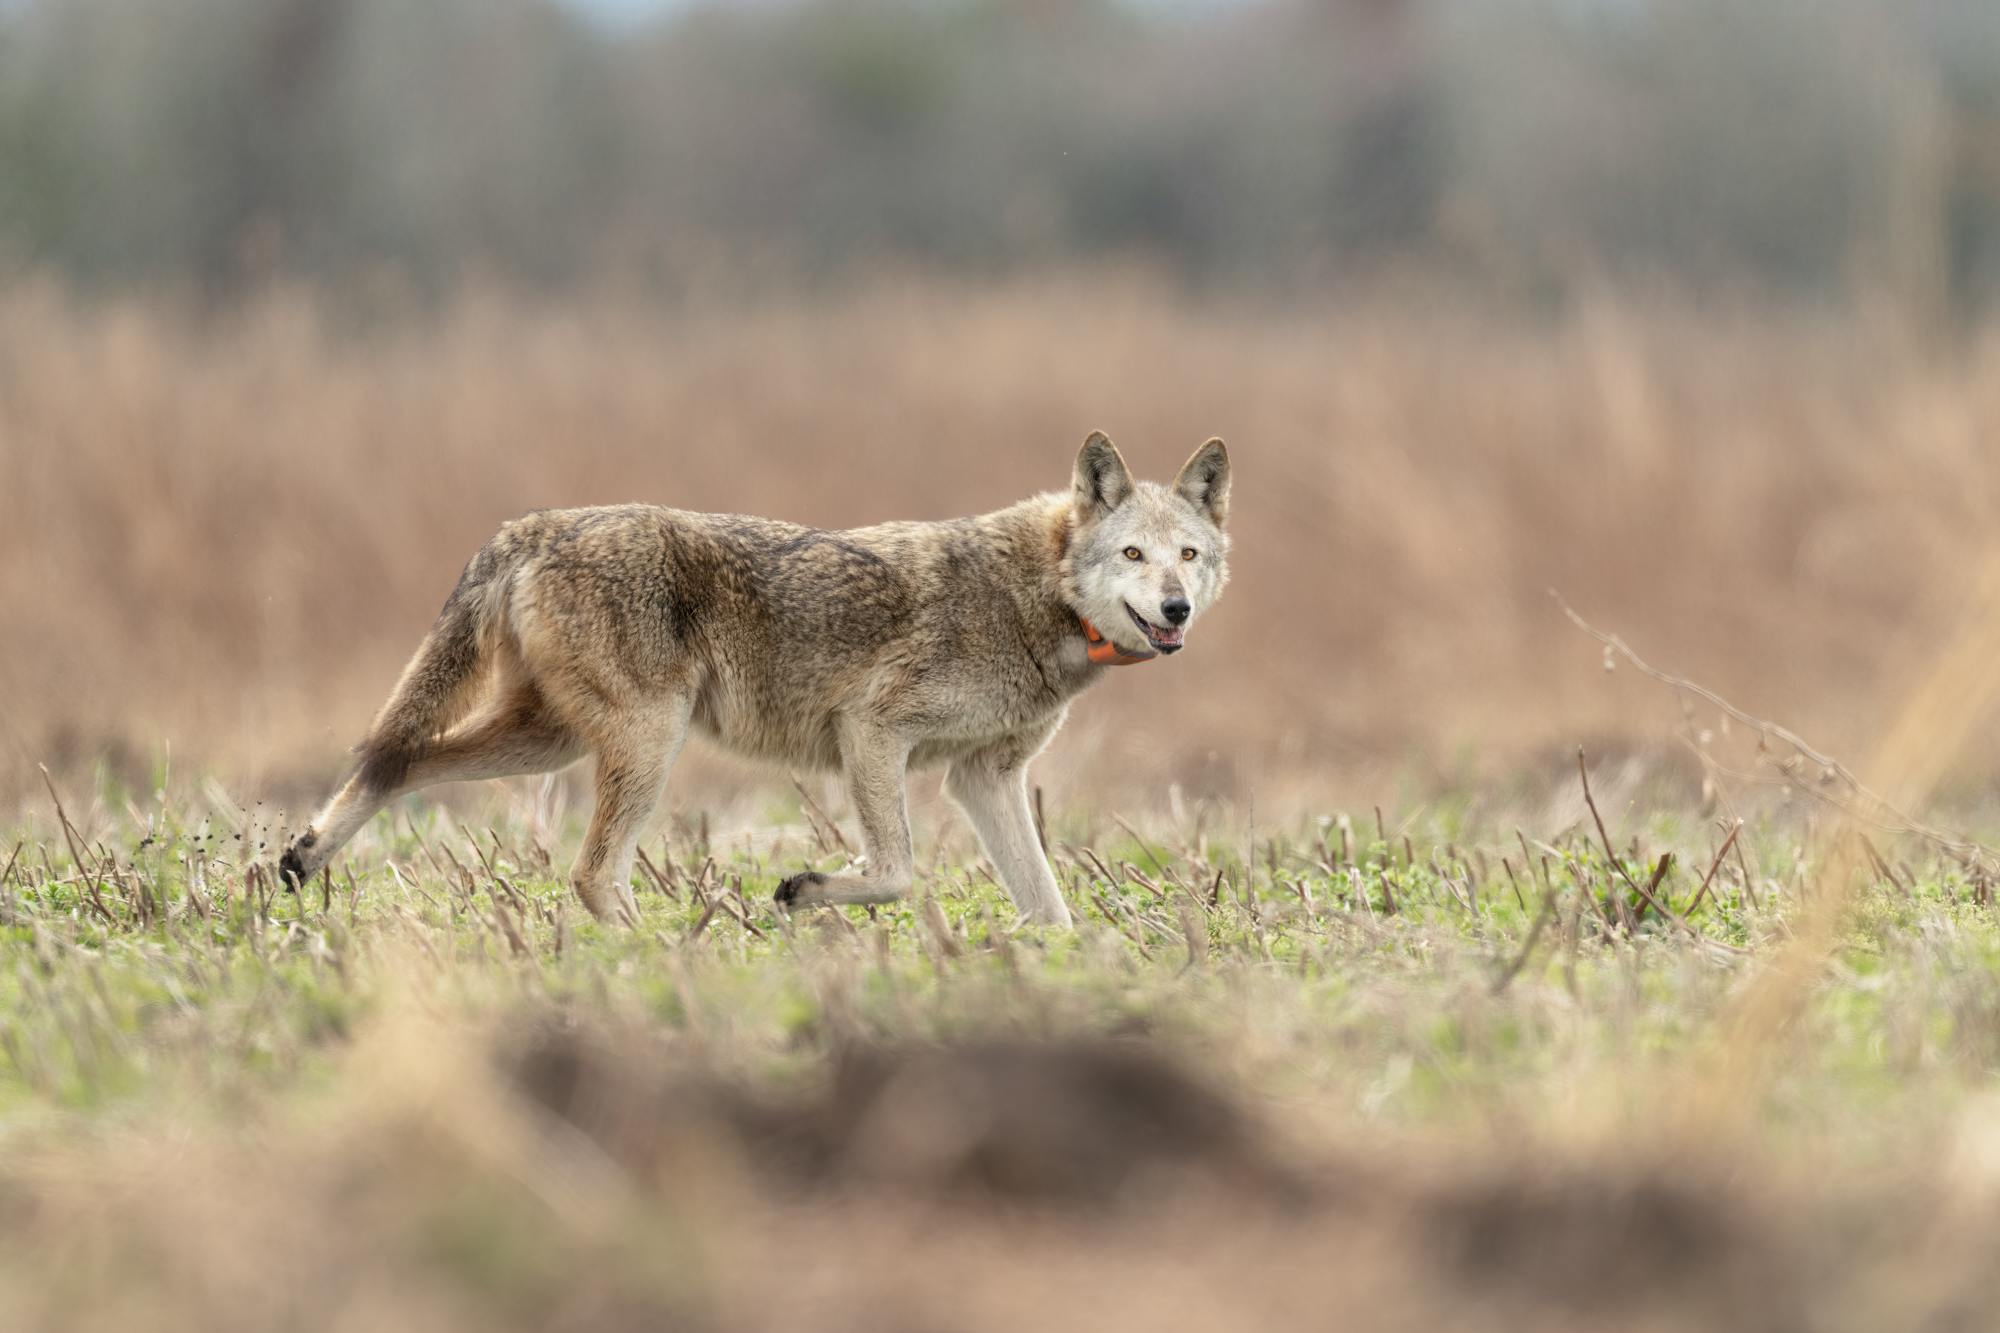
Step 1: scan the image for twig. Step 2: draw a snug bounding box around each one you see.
[1501,855,1527,913]
[1073,844,1122,892]
[635,847,679,900]
[715,895,767,940]
[1555,591,1849,777]
[1110,814,1171,881]
[39,767,115,925]
[1630,852,1674,924]
[1492,891,1556,996]
[1553,588,1998,869]
[1683,822,1742,918]
[1856,833,1910,897]
[1730,826,1761,911]
[790,777,852,856]
[1576,750,1707,942]
[1121,863,1168,901]
[919,897,963,959]
[1178,902,1209,971]
[1576,750,1647,906]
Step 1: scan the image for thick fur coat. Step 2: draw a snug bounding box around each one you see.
[280,434,1232,926]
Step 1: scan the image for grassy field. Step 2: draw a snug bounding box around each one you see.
[11,278,2000,1327]
[5,765,2000,1331]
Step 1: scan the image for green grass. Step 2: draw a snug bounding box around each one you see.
[9,780,2000,1330]
[3,779,1997,1139]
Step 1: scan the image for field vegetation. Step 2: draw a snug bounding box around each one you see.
[5,743,2000,1328]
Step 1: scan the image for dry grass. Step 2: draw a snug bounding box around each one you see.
[5,274,2000,812]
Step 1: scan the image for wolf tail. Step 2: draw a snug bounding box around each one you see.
[352,544,516,793]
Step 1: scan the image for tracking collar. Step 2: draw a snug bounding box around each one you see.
[1079,616,1157,667]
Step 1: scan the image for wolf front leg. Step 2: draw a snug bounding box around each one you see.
[944,738,1073,928]
[775,722,914,912]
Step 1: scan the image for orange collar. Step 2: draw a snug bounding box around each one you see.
[1079,616,1157,667]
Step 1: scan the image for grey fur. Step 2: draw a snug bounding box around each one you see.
[279,434,1232,926]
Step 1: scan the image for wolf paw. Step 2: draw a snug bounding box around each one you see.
[773,871,826,908]
[277,834,316,893]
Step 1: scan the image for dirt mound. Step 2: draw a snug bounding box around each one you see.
[507,1026,1303,1210]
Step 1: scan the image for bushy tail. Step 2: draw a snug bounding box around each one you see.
[353,549,513,792]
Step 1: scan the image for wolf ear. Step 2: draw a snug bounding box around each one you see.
[1073,431,1134,515]
[1174,438,1230,527]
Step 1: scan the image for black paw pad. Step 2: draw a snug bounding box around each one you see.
[277,847,307,892]
[773,871,826,907]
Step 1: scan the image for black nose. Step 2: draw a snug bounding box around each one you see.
[1160,597,1191,626]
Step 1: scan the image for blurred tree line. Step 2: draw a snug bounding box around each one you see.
[2,0,2000,314]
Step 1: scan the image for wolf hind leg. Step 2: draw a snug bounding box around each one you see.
[775,722,914,912]
[280,684,583,889]
[568,690,695,926]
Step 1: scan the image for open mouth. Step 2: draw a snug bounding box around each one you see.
[1126,603,1186,654]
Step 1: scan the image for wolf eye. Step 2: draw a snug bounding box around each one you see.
[1181,547,1198,561]
[1122,546,1143,561]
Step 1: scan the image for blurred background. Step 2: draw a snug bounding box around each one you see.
[5,0,2000,813]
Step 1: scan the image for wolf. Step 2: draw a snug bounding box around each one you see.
[278,433,1231,927]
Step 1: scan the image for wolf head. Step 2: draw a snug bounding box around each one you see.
[1063,432,1231,659]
